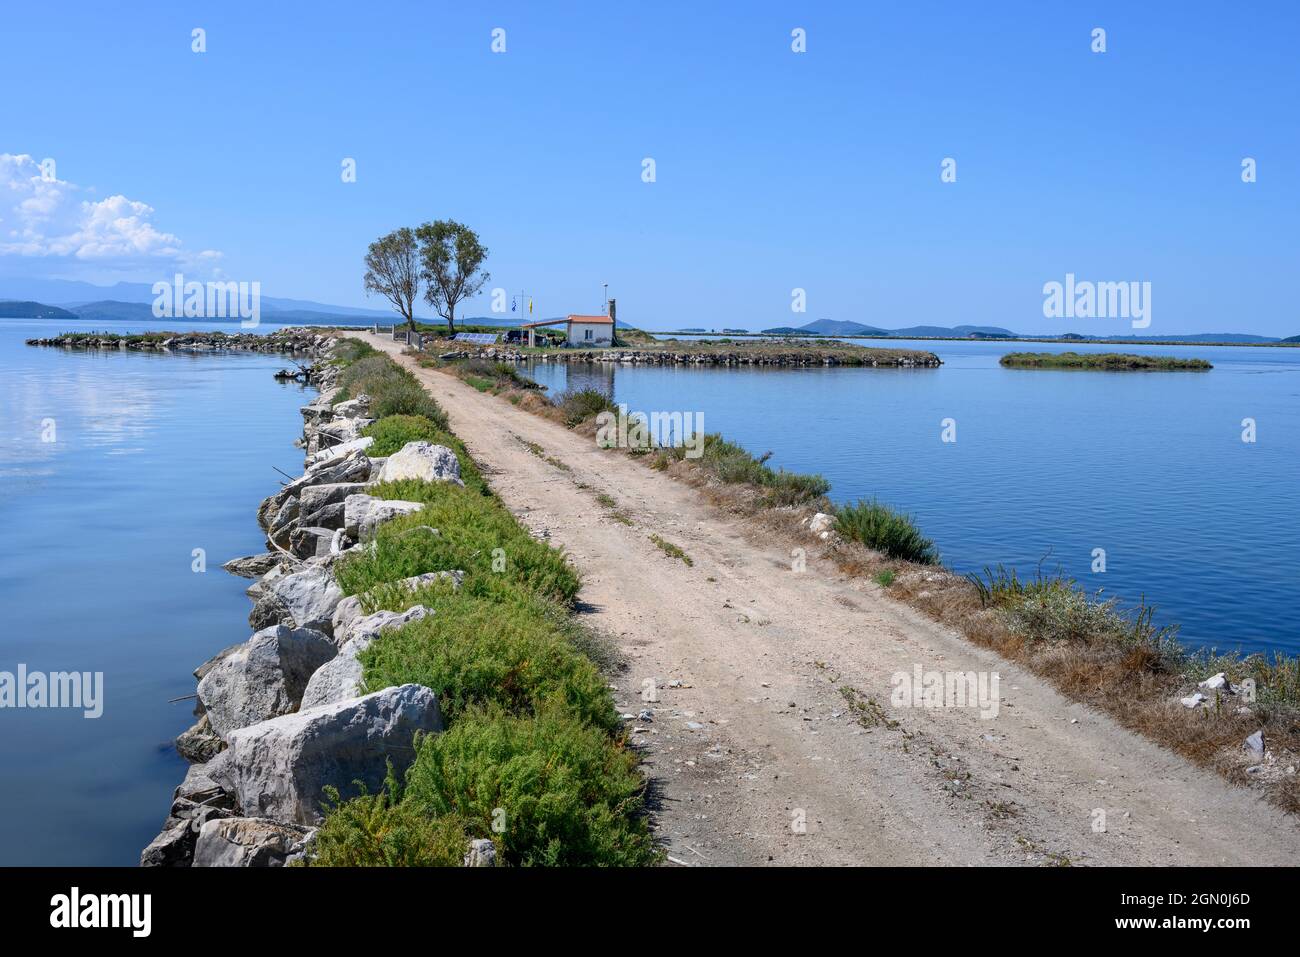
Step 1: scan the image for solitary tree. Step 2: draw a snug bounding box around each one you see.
[415,220,489,337]
[363,227,421,331]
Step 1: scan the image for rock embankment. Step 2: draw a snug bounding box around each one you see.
[433,345,942,368]
[140,336,484,868]
[25,328,332,355]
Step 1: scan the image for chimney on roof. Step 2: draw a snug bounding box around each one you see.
[608,298,617,346]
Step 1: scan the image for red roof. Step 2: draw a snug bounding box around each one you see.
[566,314,614,325]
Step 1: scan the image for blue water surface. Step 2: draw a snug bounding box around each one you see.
[0,317,321,865]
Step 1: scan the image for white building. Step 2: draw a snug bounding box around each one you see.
[522,314,615,347]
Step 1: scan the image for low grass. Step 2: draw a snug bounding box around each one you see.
[333,352,449,428]
[1000,351,1212,371]
[654,434,830,508]
[312,778,469,867]
[648,534,693,566]
[358,578,618,732]
[333,479,580,605]
[835,499,939,565]
[401,702,657,866]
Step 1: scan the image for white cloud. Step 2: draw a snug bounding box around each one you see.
[0,153,221,274]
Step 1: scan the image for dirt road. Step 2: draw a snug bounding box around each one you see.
[372,334,1300,866]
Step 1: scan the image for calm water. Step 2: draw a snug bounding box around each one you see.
[0,318,317,865]
[523,340,1300,660]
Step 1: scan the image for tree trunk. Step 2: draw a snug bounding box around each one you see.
[447,306,456,338]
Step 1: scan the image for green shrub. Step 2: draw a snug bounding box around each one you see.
[311,780,467,867]
[835,499,939,564]
[361,414,443,456]
[685,434,830,505]
[1005,587,1128,644]
[402,704,659,866]
[332,479,580,605]
[357,583,617,732]
[554,387,616,427]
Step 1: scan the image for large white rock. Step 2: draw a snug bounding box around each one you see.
[377,442,463,485]
[197,625,337,739]
[192,818,316,867]
[343,494,425,539]
[306,435,374,468]
[299,482,370,515]
[808,512,835,535]
[332,395,372,418]
[1198,672,1231,693]
[218,684,444,824]
[301,606,430,709]
[248,565,344,633]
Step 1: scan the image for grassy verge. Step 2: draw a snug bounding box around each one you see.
[311,340,659,866]
[1000,351,1213,371]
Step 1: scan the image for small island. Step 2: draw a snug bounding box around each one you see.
[999,351,1212,371]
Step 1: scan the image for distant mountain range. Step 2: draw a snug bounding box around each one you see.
[761,319,1019,338]
[755,319,1294,344]
[0,299,77,319]
[0,278,396,323]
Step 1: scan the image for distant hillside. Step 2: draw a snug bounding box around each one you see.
[1279,334,1299,343]
[0,300,77,319]
[67,300,158,322]
[759,320,1017,338]
[1058,332,1280,344]
[0,278,397,320]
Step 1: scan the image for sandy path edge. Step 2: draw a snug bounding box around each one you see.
[371,334,1299,866]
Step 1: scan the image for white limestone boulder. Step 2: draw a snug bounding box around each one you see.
[217,684,443,824]
[197,625,337,739]
[343,494,425,539]
[377,442,463,485]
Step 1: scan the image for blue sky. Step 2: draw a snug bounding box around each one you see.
[2,1,1297,334]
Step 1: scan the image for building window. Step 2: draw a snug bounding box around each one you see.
[585,329,593,340]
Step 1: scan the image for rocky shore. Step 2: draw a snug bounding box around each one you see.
[140,335,487,867]
[25,328,334,356]
[432,345,943,367]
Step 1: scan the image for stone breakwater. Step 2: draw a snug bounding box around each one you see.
[139,336,490,868]
[25,328,332,355]
[432,346,943,368]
